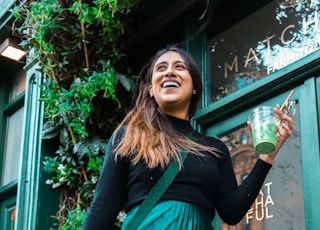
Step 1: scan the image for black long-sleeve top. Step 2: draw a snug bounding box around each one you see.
[82,115,272,229]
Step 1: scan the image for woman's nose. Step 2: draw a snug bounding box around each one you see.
[165,66,175,77]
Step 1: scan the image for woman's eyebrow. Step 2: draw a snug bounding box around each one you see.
[155,60,185,66]
[155,61,167,67]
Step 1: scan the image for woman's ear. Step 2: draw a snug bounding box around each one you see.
[148,85,154,97]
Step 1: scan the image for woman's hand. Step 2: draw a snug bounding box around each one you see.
[248,104,294,165]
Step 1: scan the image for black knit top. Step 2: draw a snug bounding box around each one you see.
[82,115,272,229]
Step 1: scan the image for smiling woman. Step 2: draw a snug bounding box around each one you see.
[148,51,196,120]
[82,45,293,230]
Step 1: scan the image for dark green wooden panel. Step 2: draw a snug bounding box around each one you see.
[299,77,320,230]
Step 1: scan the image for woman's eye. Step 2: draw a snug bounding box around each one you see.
[176,64,186,69]
[156,65,166,71]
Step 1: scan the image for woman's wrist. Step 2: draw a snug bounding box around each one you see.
[259,153,276,165]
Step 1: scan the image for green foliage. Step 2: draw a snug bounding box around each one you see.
[58,208,87,230]
[11,0,138,228]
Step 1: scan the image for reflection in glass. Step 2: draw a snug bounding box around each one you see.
[1,106,24,186]
[207,0,320,102]
[219,104,305,229]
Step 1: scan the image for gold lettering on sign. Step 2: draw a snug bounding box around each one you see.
[220,8,319,79]
[244,48,259,68]
[224,56,238,78]
[262,35,276,55]
[281,25,296,44]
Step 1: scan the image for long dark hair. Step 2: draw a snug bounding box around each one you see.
[113,45,219,168]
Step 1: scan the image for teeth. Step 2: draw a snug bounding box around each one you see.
[162,81,179,88]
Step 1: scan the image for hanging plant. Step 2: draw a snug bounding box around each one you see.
[11,0,138,228]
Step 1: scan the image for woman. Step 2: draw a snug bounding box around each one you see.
[82,45,293,229]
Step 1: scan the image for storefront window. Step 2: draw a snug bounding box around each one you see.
[207,0,320,102]
[1,106,24,186]
[218,104,304,229]
[1,71,26,186]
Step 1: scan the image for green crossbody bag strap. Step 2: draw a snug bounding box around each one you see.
[125,150,189,230]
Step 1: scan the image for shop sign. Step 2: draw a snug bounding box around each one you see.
[208,0,320,102]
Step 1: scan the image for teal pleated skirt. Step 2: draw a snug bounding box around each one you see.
[121,200,214,230]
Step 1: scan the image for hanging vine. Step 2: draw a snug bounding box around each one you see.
[11,0,138,228]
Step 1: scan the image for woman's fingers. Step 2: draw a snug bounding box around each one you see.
[275,107,293,139]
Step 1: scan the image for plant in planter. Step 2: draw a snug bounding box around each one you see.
[11,0,138,228]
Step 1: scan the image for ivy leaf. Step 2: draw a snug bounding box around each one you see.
[117,73,136,93]
[60,127,70,147]
[73,141,80,154]
[42,120,61,139]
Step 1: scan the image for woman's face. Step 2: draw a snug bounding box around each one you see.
[148,51,195,119]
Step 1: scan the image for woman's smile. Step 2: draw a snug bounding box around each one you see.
[161,80,180,88]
